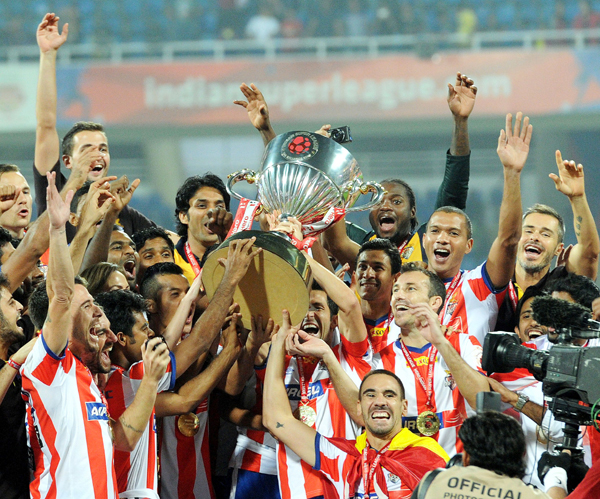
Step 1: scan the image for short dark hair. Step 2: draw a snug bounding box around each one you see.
[380,178,418,232]
[459,411,526,478]
[547,273,600,310]
[80,262,127,297]
[515,287,547,323]
[357,238,402,275]
[523,203,565,244]
[174,174,230,237]
[359,369,405,400]
[96,289,147,338]
[0,164,20,176]
[429,206,473,240]
[0,227,14,260]
[28,276,87,331]
[70,180,94,214]
[61,122,105,157]
[140,262,185,301]
[132,226,174,254]
[311,281,339,317]
[398,262,446,312]
[0,273,10,292]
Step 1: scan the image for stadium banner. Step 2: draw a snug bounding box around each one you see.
[0,65,39,132]
[4,49,600,130]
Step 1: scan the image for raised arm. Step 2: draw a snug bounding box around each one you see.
[171,238,261,377]
[550,150,599,279]
[112,336,170,451]
[160,274,202,350]
[412,303,489,410]
[35,13,68,175]
[44,172,75,355]
[434,72,476,210]
[0,337,36,405]
[305,253,367,343]
[69,177,115,274]
[262,310,317,466]
[224,315,276,396]
[156,313,243,417]
[80,176,140,271]
[287,331,363,426]
[234,83,276,146]
[321,217,361,272]
[486,112,531,288]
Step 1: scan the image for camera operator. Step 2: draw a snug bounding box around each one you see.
[412,411,552,499]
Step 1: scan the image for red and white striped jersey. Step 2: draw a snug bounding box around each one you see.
[230,365,279,476]
[104,355,175,498]
[277,349,362,499]
[20,334,118,499]
[439,262,507,345]
[364,310,400,354]
[348,334,483,456]
[159,398,212,499]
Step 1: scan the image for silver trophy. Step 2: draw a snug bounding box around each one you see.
[202,131,385,328]
[227,131,385,230]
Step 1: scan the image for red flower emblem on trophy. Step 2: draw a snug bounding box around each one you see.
[288,135,313,155]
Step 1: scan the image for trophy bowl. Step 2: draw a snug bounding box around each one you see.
[227,131,385,226]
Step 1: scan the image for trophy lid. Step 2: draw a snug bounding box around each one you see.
[261,131,362,187]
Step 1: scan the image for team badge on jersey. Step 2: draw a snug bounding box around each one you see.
[401,246,414,260]
[86,402,109,421]
[389,474,400,484]
[443,370,457,391]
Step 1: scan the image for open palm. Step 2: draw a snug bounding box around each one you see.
[37,13,68,53]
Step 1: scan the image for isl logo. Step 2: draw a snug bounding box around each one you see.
[281,132,319,161]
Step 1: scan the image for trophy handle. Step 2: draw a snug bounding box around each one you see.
[345,181,386,213]
[227,169,259,201]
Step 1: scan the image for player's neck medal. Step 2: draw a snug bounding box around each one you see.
[177,412,200,437]
[294,404,317,427]
[416,410,441,436]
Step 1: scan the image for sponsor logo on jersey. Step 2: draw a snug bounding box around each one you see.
[286,382,324,400]
[86,401,109,421]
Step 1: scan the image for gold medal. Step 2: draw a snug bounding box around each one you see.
[294,404,317,427]
[416,411,440,436]
[177,412,200,437]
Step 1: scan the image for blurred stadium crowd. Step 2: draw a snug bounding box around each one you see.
[2,0,600,46]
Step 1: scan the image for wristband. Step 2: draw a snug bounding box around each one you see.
[544,467,568,493]
[7,358,22,371]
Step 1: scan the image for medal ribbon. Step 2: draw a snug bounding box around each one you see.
[297,356,311,408]
[438,271,464,322]
[507,281,519,311]
[225,197,261,239]
[184,241,202,277]
[400,341,437,409]
[362,440,391,495]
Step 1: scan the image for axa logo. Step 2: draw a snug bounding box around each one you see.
[86,402,109,421]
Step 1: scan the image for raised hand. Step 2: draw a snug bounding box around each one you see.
[234,83,271,132]
[218,237,262,282]
[0,184,17,213]
[496,112,532,172]
[286,330,330,359]
[314,124,332,138]
[142,337,171,382]
[37,13,68,53]
[77,176,117,229]
[205,206,233,241]
[46,172,73,229]
[410,302,445,346]
[248,315,278,349]
[221,312,245,355]
[271,216,303,241]
[276,309,300,346]
[108,175,140,213]
[447,72,477,119]
[550,150,585,199]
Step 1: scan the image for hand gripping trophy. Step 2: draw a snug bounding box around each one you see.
[202,131,385,328]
